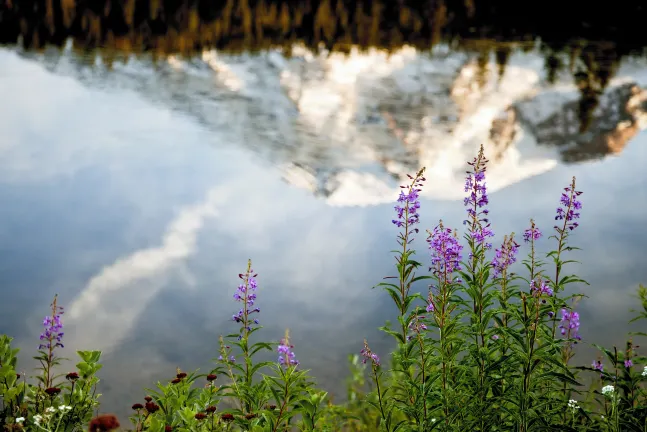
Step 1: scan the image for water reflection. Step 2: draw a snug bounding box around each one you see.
[1,8,647,421]
[9,42,647,207]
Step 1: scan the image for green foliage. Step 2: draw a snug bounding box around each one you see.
[0,335,102,431]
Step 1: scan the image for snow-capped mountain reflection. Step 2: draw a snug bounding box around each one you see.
[8,42,647,206]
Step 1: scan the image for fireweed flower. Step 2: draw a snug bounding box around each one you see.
[592,359,604,373]
[392,169,425,230]
[530,279,553,297]
[39,295,65,350]
[523,223,542,243]
[491,234,520,278]
[559,309,581,342]
[232,261,261,336]
[463,144,495,250]
[360,339,380,367]
[555,177,583,231]
[277,329,298,367]
[407,314,428,341]
[428,221,463,279]
[625,359,633,368]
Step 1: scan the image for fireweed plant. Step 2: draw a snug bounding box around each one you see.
[0,295,103,431]
[2,145,647,431]
[367,144,647,432]
[128,260,328,432]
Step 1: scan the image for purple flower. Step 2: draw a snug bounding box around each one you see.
[407,315,428,340]
[39,296,64,351]
[523,221,542,243]
[559,309,581,341]
[625,359,633,368]
[360,340,380,367]
[491,234,520,278]
[427,221,463,280]
[592,360,604,372]
[278,332,298,367]
[555,177,583,231]
[232,261,260,328]
[530,279,553,297]
[392,170,426,230]
[491,334,500,341]
[463,145,495,250]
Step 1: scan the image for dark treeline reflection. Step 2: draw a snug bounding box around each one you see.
[1,0,646,54]
[1,0,647,135]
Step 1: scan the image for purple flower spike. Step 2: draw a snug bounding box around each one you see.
[427,221,463,280]
[492,234,520,278]
[559,309,581,341]
[360,339,380,367]
[463,145,495,250]
[523,221,542,243]
[555,177,583,232]
[530,279,553,297]
[592,360,604,372]
[392,169,426,230]
[277,330,298,368]
[625,359,633,368]
[232,261,260,328]
[39,295,64,351]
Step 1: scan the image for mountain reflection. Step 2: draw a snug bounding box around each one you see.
[2,0,647,203]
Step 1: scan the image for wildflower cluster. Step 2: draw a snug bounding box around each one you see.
[7,144,647,432]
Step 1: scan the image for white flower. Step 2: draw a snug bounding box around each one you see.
[33,415,43,424]
[568,399,580,410]
[59,405,72,411]
[15,417,25,423]
[601,385,615,396]
[642,366,647,377]
[45,407,56,413]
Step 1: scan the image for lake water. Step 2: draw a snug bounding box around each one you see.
[1,0,647,421]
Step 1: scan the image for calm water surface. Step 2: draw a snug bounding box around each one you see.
[1,41,646,419]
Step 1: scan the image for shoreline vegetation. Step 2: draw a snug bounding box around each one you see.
[2,145,647,431]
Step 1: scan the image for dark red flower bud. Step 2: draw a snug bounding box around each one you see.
[66,372,79,381]
[221,413,234,422]
[245,413,257,420]
[194,413,207,420]
[269,405,277,410]
[132,403,144,410]
[144,396,153,402]
[171,378,181,384]
[88,414,120,432]
[45,387,61,396]
[205,406,217,413]
[16,374,21,379]
[165,426,172,432]
[206,374,217,381]
[145,402,160,413]
[176,372,187,379]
